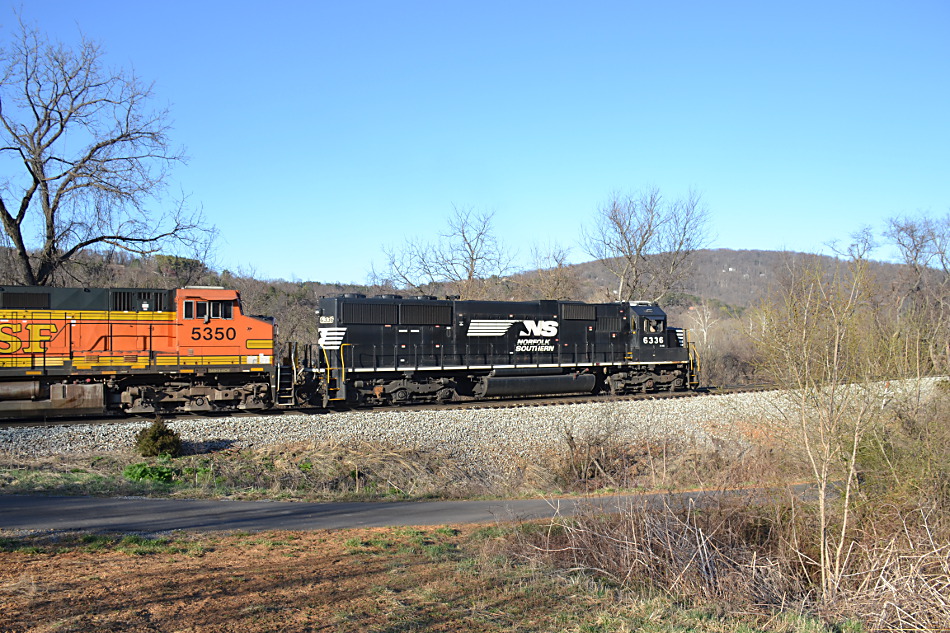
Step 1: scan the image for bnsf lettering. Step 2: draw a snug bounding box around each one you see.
[0,323,60,354]
[520,320,558,337]
[0,324,21,353]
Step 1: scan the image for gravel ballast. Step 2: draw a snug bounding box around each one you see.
[0,392,781,459]
[0,380,939,474]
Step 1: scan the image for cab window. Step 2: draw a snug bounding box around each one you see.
[643,318,664,333]
[183,300,231,319]
[213,301,233,319]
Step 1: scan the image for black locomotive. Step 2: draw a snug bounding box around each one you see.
[308,294,697,407]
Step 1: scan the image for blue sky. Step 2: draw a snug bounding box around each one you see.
[5,1,949,282]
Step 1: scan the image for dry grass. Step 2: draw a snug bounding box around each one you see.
[1,573,44,597]
[227,439,487,498]
[497,383,950,630]
[834,510,950,631]
[3,384,948,630]
[508,491,950,630]
[0,440,498,501]
[512,496,802,605]
[547,425,798,496]
[1,430,774,502]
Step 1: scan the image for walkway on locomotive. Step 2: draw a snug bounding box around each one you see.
[315,296,690,374]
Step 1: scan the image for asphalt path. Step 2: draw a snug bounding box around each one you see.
[0,487,800,534]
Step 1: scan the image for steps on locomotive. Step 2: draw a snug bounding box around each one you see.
[274,365,296,407]
[325,367,345,401]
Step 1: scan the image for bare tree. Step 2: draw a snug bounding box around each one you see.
[153,254,213,289]
[884,211,950,373]
[513,241,580,300]
[0,19,210,286]
[582,187,710,302]
[886,215,935,302]
[377,206,512,299]
[685,299,720,349]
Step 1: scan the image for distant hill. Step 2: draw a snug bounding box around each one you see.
[0,246,908,316]
[571,249,907,310]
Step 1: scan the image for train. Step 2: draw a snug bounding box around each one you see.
[0,285,698,418]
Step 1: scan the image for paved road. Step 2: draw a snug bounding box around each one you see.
[0,489,766,534]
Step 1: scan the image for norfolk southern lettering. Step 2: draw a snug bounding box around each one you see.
[516,338,556,352]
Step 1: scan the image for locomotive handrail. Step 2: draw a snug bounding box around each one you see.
[320,347,337,398]
[339,343,350,381]
[686,330,701,388]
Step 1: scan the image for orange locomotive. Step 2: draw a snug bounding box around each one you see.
[0,286,277,417]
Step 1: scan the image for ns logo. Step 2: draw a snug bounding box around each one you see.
[519,320,558,337]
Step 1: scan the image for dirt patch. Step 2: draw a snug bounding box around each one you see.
[0,525,605,633]
[2,528,423,632]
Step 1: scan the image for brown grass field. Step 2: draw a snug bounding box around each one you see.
[1,524,748,633]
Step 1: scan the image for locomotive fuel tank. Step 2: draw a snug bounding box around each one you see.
[472,372,597,398]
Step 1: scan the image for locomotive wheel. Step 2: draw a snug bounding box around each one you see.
[390,388,409,404]
[186,395,212,412]
[436,387,455,402]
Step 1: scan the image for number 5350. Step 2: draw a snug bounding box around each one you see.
[191,327,237,341]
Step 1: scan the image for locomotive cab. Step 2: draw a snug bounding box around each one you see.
[628,302,668,350]
[109,287,277,414]
[594,301,696,394]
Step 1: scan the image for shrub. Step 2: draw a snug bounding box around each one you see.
[135,418,182,457]
[123,462,176,483]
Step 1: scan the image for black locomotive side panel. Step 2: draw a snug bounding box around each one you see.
[315,294,697,404]
[316,296,454,371]
[316,296,694,371]
[454,299,562,367]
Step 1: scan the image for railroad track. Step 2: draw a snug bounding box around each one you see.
[422,383,773,412]
[0,384,773,430]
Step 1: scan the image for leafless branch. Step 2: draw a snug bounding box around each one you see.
[378,205,512,299]
[582,187,711,302]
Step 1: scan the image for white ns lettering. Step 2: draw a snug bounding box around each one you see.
[520,320,558,337]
